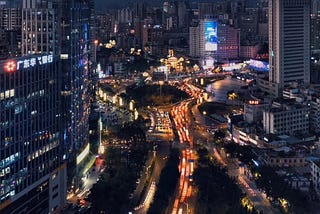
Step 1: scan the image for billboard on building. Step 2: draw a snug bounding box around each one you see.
[248,59,269,72]
[204,21,218,51]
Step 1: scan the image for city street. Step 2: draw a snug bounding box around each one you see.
[206,76,246,103]
[132,144,170,214]
[170,100,196,214]
[212,146,280,214]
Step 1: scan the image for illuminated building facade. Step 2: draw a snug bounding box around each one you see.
[189,18,239,62]
[21,0,58,55]
[216,23,240,61]
[189,18,217,59]
[0,54,66,213]
[59,0,91,189]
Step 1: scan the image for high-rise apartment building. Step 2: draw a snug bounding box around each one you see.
[269,0,311,96]
[177,1,188,28]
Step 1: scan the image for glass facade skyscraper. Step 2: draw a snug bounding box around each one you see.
[0,54,66,213]
[0,0,93,212]
[59,0,91,189]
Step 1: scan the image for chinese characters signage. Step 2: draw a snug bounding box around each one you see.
[3,54,54,73]
[16,55,53,70]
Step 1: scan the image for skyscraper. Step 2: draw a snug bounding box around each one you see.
[1,0,93,212]
[0,1,67,213]
[269,0,311,96]
[58,0,91,189]
[21,0,58,55]
[0,54,66,213]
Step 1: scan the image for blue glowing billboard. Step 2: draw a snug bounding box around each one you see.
[205,21,218,51]
[248,59,269,72]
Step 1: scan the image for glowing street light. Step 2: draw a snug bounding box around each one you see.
[129,100,135,111]
[94,39,99,62]
[159,80,164,97]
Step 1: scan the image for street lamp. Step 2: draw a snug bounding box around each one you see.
[94,39,99,62]
[159,80,164,97]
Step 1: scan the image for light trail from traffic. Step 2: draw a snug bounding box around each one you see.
[171,99,196,214]
[134,181,156,213]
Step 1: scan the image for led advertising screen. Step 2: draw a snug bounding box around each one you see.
[205,21,218,51]
[248,59,269,72]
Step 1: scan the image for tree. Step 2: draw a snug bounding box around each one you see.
[148,149,180,214]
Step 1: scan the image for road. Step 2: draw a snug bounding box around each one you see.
[170,100,196,214]
[189,77,280,214]
[206,77,246,103]
[212,146,280,214]
[132,144,170,214]
[63,157,104,213]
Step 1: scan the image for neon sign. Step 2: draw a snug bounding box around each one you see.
[3,55,54,73]
[16,54,53,70]
[3,60,17,73]
[248,100,259,105]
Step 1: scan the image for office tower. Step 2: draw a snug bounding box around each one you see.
[177,1,188,28]
[311,0,320,52]
[189,18,239,62]
[116,8,133,24]
[59,0,91,189]
[0,7,21,58]
[0,0,21,8]
[189,17,218,60]
[269,0,311,96]
[189,22,200,58]
[21,0,58,55]
[0,54,66,213]
[216,23,240,61]
[0,7,21,30]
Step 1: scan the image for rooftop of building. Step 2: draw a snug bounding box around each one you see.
[266,150,305,159]
[268,98,306,112]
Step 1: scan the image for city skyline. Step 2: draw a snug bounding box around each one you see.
[1,0,320,213]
